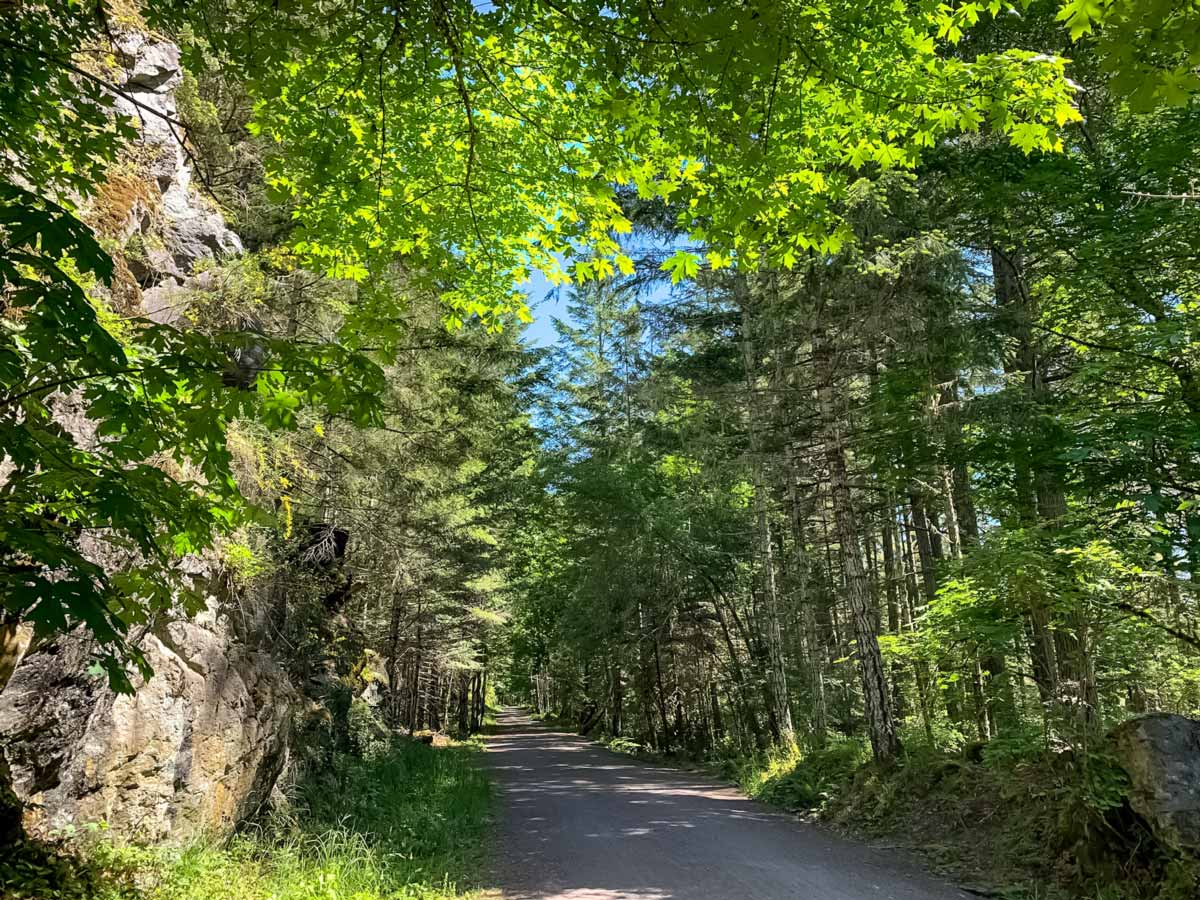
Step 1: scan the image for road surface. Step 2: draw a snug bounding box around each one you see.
[484,709,970,900]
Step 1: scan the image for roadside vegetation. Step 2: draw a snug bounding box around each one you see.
[579,723,1200,899]
[0,738,492,900]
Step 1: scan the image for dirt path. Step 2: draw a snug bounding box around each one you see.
[483,709,969,900]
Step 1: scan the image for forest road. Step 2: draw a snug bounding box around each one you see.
[483,709,971,900]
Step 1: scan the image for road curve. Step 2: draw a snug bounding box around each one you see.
[483,709,969,900]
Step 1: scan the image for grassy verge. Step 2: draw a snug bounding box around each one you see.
[0,737,492,900]
[756,741,1069,896]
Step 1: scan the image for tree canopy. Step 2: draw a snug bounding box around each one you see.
[1,0,1199,815]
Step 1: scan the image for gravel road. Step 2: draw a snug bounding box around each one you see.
[484,709,971,900]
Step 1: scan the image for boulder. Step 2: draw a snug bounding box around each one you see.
[127,244,185,287]
[1111,713,1200,855]
[169,207,244,271]
[140,282,191,326]
[115,33,183,94]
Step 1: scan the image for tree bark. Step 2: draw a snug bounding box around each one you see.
[787,454,828,749]
[740,285,795,745]
[815,328,900,763]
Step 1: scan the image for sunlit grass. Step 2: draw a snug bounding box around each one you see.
[4,739,492,900]
[731,739,867,811]
[145,740,491,900]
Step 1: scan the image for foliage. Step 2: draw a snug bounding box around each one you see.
[346,699,390,759]
[605,736,645,756]
[4,0,1198,690]
[489,7,1200,898]
[0,7,385,686]
[736,741,867,812]
[4,0,1200,895]
[177,0,1088,317]
[1058,0,1200,109]
[0,822,143,900]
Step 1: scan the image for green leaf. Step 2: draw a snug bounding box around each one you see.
[660,250,701,284]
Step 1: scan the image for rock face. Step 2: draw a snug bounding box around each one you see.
[109,31,242,287]
[1111,713,1200,856]
[0,600,295,843]
[0,33,287,844]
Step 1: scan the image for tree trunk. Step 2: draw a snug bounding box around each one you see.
[993,246,1098,731]
[710,593,766,751]
[815,328,899,763]
[610,657,624,736]
[787,458,828,749]
[900,511,935,743]
[881,509,906,722]
[457,672,470,736]
[653,636,672,752]
[740,287,795,746]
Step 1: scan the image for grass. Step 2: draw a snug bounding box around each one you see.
[728,739,867,812]
[0,738,493,900]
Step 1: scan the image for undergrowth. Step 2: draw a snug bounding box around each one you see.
[728,739,866,812]
[0,738,492,900]
[733,735,1199,900]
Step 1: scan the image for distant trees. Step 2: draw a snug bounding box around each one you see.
[502,2,1200,762]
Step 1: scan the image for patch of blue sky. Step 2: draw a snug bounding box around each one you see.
[521,230,697,347]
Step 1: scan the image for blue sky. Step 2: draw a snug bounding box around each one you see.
[520,267,569,348]
[518,234,690,348]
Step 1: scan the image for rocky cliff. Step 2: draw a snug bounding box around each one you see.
[1112,714,1200,857]
[104,31,243,322]
[0,599,295,842]
[0,31,295,844]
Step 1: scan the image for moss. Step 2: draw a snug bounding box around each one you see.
[89,171,159,240]
[104,0,149,32]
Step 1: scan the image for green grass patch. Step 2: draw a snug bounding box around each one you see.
[1,738,492,900]
[730,739,867,812]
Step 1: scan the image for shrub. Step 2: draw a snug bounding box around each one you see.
[346,699,390,759]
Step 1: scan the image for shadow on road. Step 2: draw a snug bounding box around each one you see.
[483,708,970,900]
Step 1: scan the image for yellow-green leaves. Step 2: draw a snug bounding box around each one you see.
[661,250,701,284]
[1010,122,1055,154]
[242,0,1090,319]
[1057,0,1111,40]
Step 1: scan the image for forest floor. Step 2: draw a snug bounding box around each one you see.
[482,708,972,899]
[0,738,493,900]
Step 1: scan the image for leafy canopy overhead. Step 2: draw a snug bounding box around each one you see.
[1056,0,1200,109]
[186,0,1081,325]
